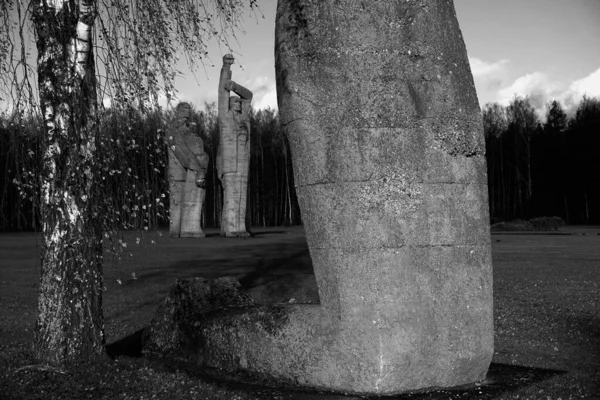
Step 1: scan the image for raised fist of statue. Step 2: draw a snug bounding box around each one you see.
[223,54,235,66]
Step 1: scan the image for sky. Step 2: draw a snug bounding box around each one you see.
[175,0,600,118]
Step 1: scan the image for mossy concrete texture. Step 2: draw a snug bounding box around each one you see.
[186,0,493,395]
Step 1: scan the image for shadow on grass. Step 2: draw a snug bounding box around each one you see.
[106,328,146,358]
[203,230,289,238]
[106,330,566,400]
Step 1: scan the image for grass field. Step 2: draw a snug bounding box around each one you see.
[0,226,599,399]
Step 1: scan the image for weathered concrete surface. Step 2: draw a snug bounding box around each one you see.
[150,0,493,395]
[168,102,209,238]
[143,277,253,357]
[217,55,253,238]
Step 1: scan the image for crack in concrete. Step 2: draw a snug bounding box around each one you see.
[375,308,384,393]
[296,180,486,189]
[312,243,486,251]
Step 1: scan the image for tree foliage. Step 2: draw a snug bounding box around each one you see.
[482,102,507,139]
[1,0,258,111]
[0,0,258,366]
[484,96,600,224]
[545,100,567,134]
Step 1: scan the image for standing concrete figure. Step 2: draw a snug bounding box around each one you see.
[192,1,493,395]
[217,54,253,237]
[168,102,209,238]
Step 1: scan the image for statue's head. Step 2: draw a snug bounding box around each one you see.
[229,96,242,113]
[175,102,192,125]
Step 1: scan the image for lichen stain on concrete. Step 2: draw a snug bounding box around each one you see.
[252,304,292,336]
[358,170,422,215]
[432,119,485,158]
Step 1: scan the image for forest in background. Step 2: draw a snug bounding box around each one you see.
[1,94,599,232]
[0,104,301,232]
[484,95,600,225]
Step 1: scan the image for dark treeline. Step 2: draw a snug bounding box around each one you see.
[0,116,43,231]
[484,95,600,224]
[0,103,301,232]
[3,95,599,231]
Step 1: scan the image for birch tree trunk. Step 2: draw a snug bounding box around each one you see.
[32,0,105,365]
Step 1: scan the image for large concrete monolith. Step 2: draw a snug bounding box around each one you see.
[155,0,493,395]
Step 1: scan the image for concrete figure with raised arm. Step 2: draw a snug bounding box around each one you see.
[217,54,253,238]
[168,102,209,238]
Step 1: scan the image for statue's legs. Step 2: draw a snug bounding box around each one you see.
[168,179,185,237]
[237,168,249,233]
[180,169,205,238]
[221,171,249,238]
[221,136,250,238]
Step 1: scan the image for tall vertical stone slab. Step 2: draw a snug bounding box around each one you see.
[274,0,493,390]
[180,0,492,395]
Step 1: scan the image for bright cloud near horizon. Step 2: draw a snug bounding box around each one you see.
[175,0,600,118]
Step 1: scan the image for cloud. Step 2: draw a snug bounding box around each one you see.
[561,67,600,114]
[254,88,277,110]
[469,57,510,106]
[244,75,277,110]
[178,74,277,111]
[494,67,600,118]
[469,57,509,78]
[497,72,561,110]
[568,68,600,97]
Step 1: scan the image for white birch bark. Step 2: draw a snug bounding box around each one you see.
[33,0,105,365]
